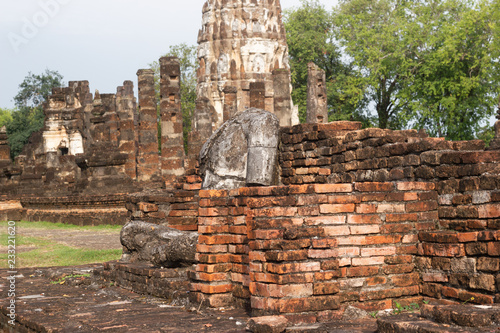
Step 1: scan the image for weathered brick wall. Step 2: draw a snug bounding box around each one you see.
[192,181,440,323]
[415,151,500,304]
[21,195,129,226]
[127,171,202,231]
[280,123,486,186]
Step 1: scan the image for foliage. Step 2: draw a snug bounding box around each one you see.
[0,108,13,128]
[149,43,198,152]
[5,69,63,159]
[283,0,369,124]
[332,0,500,139]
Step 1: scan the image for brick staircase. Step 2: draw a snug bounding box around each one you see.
[377,303,500,332]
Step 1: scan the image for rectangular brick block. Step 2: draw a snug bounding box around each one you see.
[355,182,394,192]
[319,204,355,214]
[313,184,353,193]
[352,256,385,266]
[361,246,396,257]
[397,182,435,191]
[350,225,380,235]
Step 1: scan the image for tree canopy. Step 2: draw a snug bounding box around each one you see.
[285,0,500,140]
[6,69,63,158]
[284,0,368,124]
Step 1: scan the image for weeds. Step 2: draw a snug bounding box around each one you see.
[392,302,420,315]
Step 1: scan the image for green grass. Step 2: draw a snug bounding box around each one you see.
[0,220,122,268]
[0,220,122,231]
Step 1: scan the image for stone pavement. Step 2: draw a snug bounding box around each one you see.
[0,265,377,333]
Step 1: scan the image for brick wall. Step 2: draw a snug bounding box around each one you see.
[280,123,486,186]
[192,181,442,323]
[127,171,202,231]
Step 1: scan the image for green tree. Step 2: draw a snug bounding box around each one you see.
[404,0,499,140]
[333,0,499,138]
[6,69,63,158]
[284,0,368,124]
[149,43,197,152]
[0,108,13,128]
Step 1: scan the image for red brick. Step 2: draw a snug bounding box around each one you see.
[196,254,231,264]
[312,239,338,248]
[441,285,459,299]
[265,250,308,262]
[406,201,438,212]
[360,286,419,301]
[355,182,394,192]
[488,241,500,255]
[397,182,435,191]
[313,282,340,295]
[313,184,353,193]
[386,213,418,222]
[279,296,340,313]
[478,204,500,218]
[196,244,228,253]
[350,225,380,235]
[366,276,387,286]
[383,264,415,274]
[352,256,385,266]
[347,214,382,224]
[391,272,420,287]
[198,207,229,217]
[355,299,392,311]
[266,262,321,274]
[196,263,231,273]
[254,207,298,217]
[308,249,338,258]
[328,195,361,204]
[347,266,379,277]
[298,206,320,216]
[305,216,346,225]
[199,189,228,198]
[381,224,413,234]
[191,272,228,282]
[365,235,402,245]
[376,203,405,213]
[361,246,396,257]
[420,243,466,257]
[422,272,448,282]
[355,204,377,214]
[246,196,297,208]
[254,229,283,240]
[138,202,158,212]
[296,195,328,206]
[324,225,350,236]
[319,204,355,214]
[191,283,233,294]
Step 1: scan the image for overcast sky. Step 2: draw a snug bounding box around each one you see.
[0,0,333,109]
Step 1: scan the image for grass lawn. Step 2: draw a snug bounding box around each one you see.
[0,221,122,269]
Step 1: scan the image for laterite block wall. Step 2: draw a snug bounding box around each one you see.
[192,181,439,324]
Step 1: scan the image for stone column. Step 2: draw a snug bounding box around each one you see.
[306,62,328,124]
[272,68,293,126]
[159,57,185,185]
[0,126,11,168]
[250,81,266,110]
[116,81,137,179]
[223,86,237,122]
[136,69,160,182]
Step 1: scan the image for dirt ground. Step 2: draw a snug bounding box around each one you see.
[16,226,122,250]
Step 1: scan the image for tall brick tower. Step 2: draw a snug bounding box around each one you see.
[196,0,299,133]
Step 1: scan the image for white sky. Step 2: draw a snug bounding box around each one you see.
[0,0,334,109]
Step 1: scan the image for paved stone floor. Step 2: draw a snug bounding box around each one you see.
[0,265,378,332]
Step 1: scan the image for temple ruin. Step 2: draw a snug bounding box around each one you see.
[0,0,499,331]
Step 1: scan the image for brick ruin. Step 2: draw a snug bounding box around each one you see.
[1,0,500,328]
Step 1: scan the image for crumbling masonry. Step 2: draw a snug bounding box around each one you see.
[0,0,499,329]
